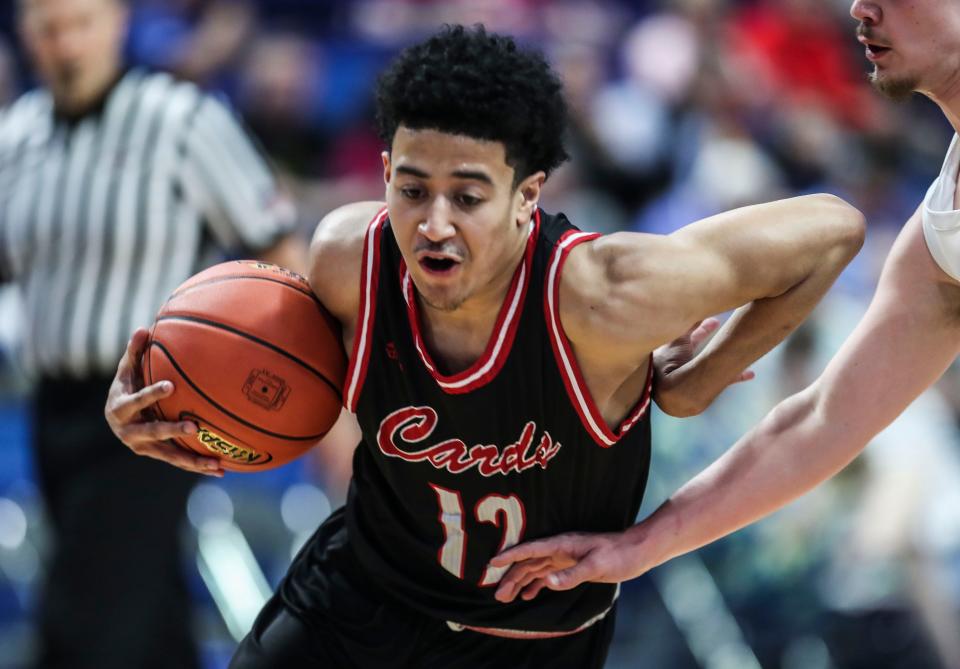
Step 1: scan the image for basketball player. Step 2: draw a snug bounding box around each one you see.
[105,26,864,667]
[490,0,960,630]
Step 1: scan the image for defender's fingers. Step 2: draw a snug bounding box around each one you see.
[494,558,554,602]
[520,577,551,601]
[510,564,558,600]
[544,559,600,592]
[490,539,564,567]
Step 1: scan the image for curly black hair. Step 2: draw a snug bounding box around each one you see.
[376,25,569,187]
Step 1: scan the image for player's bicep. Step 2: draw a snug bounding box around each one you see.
[817,211,960,441]
[562,233,747,354]
[588,195,863,347]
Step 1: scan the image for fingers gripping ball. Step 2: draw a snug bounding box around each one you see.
[141,261,345,471]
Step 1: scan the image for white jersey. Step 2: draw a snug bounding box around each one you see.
[922,133,960,281]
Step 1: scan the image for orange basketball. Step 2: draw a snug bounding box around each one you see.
[141,260,345,472]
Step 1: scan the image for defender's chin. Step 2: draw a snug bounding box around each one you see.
[868,69,919,102]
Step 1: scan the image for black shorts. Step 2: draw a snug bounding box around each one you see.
[230,509,617,669]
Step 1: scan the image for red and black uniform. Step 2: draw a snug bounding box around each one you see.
[232,209,654,668]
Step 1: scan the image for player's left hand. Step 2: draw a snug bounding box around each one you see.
[489,531,642,603]
[653,317,754,417]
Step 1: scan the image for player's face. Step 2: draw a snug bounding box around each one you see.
[19,0,127,111]
[851,0,960,101]
[384,127,542,313]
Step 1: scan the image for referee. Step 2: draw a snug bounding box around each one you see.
[0,0,306,667]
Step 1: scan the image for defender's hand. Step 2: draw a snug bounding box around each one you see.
[104,328,223,476]
[653,318,754,417]
[490,531,642,603]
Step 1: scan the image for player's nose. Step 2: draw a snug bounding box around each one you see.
[850,0,880,24]
[418,197,456,241]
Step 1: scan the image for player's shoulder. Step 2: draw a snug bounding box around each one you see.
[557,230,650,299]
[555,228,669,352]
[309,201,386,326]
[312,201,385,251]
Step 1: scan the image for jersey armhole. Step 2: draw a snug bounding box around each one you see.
[343,207,389,412]
[543,231,654,447]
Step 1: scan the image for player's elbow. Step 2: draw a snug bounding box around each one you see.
[763,381,851,455]
[763,385,820,440]
[655,386,709,419]
[815,194,866,264]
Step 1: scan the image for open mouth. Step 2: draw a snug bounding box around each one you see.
[864,43,891,60]
[419,256,460,274]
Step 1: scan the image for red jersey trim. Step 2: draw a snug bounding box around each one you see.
[544,231,654,447]
[399,211,541,394]
[344,207,389,412]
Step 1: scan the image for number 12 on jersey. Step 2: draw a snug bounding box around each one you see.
[429,483,526,586]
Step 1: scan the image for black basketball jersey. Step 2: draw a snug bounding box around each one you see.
[341,208,653,634]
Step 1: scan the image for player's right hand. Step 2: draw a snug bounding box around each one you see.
[653,317,754,417]
[104,327,224,477]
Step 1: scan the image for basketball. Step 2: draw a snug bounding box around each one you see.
[141,260,345,472]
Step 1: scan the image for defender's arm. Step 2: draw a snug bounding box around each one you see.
[492,208,960,600]
[634,207,960,569]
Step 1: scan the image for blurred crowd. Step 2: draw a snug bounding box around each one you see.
[1,1,959,668]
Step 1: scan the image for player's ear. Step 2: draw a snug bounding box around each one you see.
[380,151,390,185]
[515,171,545,226]
[382,151,391,185]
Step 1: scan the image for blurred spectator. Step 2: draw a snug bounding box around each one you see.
[128,0,256,88]
[725,0,876,128]
[236,31,328,180]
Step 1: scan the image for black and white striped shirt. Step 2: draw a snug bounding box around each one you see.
[0,68,295,378]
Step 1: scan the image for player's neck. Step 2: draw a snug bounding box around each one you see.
[417,235,526,374]
[418,312,495,376]
[928,68,960,136]
[934,96,960,208]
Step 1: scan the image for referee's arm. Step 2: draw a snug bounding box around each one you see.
[180,93,308,274]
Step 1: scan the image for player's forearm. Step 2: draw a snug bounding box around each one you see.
[589,195,865,358]
[624,385,858,572]
[659,226,859,416]
[674,194,865,303]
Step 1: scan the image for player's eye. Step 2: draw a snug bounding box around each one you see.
[400,186,424,201]
[457,194,483,207]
